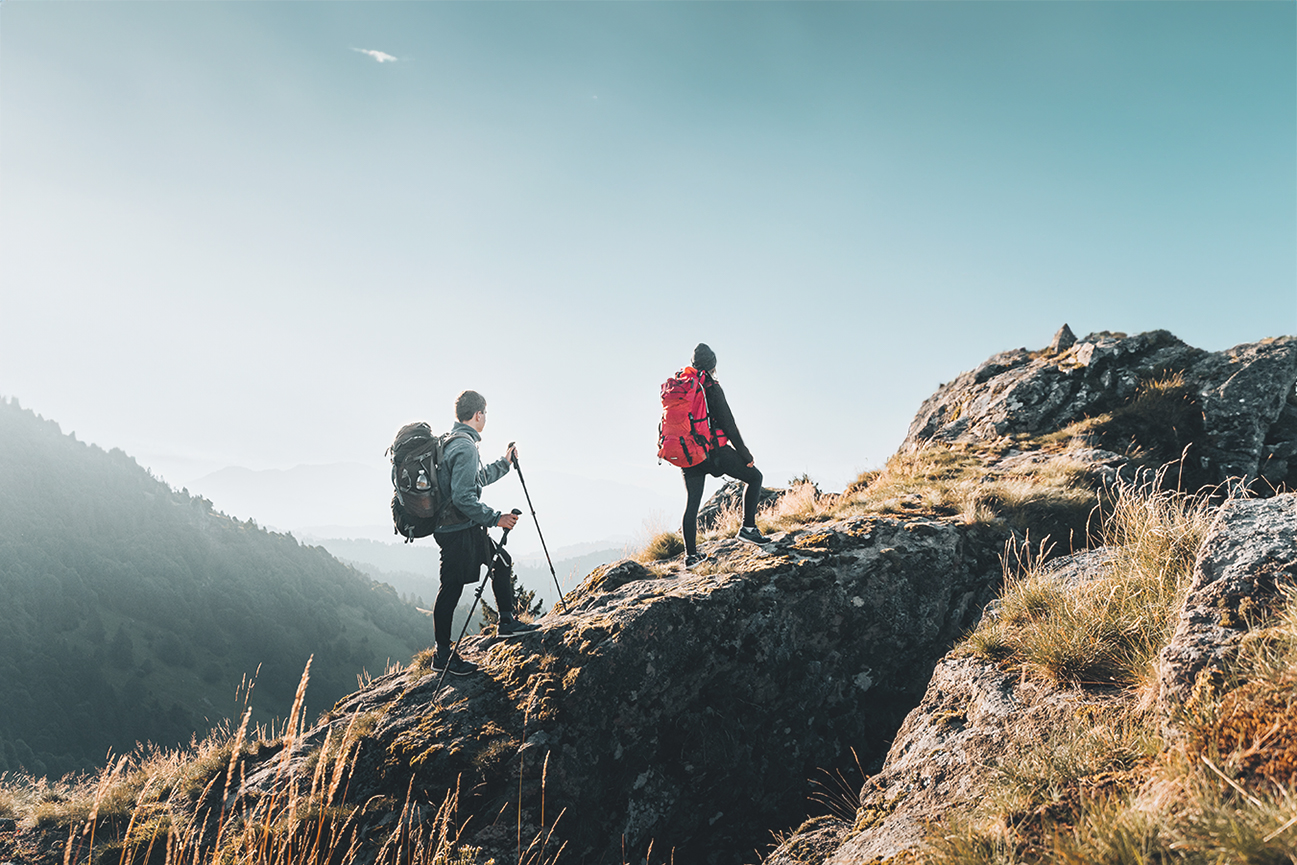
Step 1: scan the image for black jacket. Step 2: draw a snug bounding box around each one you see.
[700,371,753,465]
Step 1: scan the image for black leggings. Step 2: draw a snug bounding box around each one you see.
[432,527,514,648]
[682,446,763,556]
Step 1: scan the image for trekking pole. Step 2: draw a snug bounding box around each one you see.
[508,442,568,613]
[433,509,521,698]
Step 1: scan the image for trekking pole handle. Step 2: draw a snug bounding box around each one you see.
[501,508,523,545]
[508,441,518,468]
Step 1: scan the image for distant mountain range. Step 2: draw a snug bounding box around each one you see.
[0,399,437,778]
[169,458,671,554]
[185,462,391,535]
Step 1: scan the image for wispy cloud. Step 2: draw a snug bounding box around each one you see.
[352,48,398,64]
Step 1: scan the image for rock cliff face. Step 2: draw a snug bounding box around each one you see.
[1159,495,1297,708]
[763,326,1295,865]
[905,329,1297,490]
[762,550,1127,864]
[772,494,1297,864]
[237,519,1007,865]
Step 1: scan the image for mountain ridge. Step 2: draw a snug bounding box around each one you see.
[1,328,1294,865]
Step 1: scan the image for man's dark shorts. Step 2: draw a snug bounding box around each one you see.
[433,526,491,588]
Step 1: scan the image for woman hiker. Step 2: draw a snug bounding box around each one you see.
[681,342,769,567]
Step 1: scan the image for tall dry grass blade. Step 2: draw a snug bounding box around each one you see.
[61,817,75,865]
[532,807,567,865]
[1263,812,1297,843]
[541,750,550,829]
[271,653,314,842]
[222,708,252,805]
[280,655,314,777]
[326,712,361,807]
[118,773,158,865]
[1201,755,1264,809]
[85,754,128,860]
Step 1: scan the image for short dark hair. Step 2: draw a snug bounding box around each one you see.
[455,390,487,422]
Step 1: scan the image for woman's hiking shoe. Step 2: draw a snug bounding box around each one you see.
[684,553,705,568]
[497,618,540,637]
[737,526,770,544]
[432,649,477,677]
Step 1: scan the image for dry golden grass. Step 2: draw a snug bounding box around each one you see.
[695,480,838,541]
[0,660,505,865]
[757,480,836,533]
[699,498,745,541]
[637,531,686,563]
[920,486,1297,865]
[961,481,1213,689]
[802,442,1099,550]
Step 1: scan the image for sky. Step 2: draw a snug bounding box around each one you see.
[2,1,1295,556]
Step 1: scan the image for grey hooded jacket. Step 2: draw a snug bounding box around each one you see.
[436,421,511,532]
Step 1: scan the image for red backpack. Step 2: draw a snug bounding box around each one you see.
[657,367,728,467]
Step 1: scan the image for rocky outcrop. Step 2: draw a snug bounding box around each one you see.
[1158,493,1297,708]
[233,517,1007,865]
[772,496,1297,864]
[905,330,1297,490]
[768,550,1115,864]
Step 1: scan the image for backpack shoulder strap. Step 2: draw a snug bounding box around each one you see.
[437,430,473,459]
[433,431,476,526]
[434,431,474,488]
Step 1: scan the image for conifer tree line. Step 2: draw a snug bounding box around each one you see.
[0,398,432,778]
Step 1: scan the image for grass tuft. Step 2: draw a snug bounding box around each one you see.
[961,482,1213,688]
[758,480,835,533]
[637,531,686,563]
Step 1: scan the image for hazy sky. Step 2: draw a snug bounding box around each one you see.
[3,2,1294,552]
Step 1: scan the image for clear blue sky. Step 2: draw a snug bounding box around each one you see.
[2,2,1294,550]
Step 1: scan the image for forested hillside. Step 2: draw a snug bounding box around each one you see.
[0,399,431,778]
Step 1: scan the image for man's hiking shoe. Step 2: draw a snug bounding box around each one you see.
[431,649,477,677]
[497,618,540,637]
[737,526,770,544]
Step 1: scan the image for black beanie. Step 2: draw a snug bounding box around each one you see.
[692,343,717,372]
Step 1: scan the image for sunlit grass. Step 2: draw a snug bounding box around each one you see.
[961,481,1213,689]
[0,660,524,865]
[917,486,1297,865]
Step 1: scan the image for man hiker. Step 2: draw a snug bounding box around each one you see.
[680,343,769,567]
[432,389,538,676]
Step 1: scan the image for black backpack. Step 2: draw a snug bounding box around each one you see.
[388,423,470,543]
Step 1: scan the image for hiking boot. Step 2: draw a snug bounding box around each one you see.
[497,618,540,637]
[684,553,708,568]
[431,648,477,677]
[737,526,770,544]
